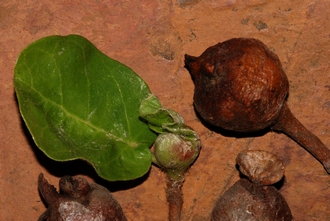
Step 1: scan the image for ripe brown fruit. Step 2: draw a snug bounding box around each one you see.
[211,150,293,221]
[185,38,330,173]
[185,38,288,132]
[38,173,127,221]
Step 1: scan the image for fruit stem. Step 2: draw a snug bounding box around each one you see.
[166,174,184,221]
[272,103,330,173]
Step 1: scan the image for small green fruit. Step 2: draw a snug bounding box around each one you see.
[153,132,201,177]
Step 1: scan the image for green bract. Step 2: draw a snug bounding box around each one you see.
[14,35,157,181]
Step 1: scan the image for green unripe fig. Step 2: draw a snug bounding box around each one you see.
[153,132,201,178]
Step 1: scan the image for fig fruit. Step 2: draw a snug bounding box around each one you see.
[185,38,288,132]
[153,132,201,178]
[185,38,330,173]
[38,173,127,221]
[211,150,293,221]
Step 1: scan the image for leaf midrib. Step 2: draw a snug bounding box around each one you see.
[16,78,139,148]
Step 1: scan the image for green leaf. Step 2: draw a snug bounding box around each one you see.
[14,35,157,181]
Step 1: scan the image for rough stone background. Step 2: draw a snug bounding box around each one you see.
[1,0,330,220]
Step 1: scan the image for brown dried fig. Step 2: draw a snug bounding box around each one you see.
[38,173,127,221]
[211,150,293,221]
[185,38,330,173]
[236,150,285,186]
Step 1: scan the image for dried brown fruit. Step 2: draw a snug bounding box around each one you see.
[38,173,127,221]
[211,150,293,221]
[236,149,284,186]
[211,178,293,221]
[185,38,330,173]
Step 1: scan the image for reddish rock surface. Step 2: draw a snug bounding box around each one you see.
[1,0,330,220]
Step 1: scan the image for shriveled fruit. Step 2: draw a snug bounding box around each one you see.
[211,150,293,221]
[236,149,285,186]
[211,178,293,221]
[38,173,127,221]
[185,38,288,132]
[185,38,330,173]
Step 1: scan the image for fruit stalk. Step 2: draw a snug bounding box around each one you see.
[272,103,330,173]
[166,175,185,221]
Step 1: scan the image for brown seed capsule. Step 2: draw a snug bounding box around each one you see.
[211,150,293,221]
[185,38,330,173]
[185,38,288,132]
[38,173,127,221]
[211,178,293,221]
